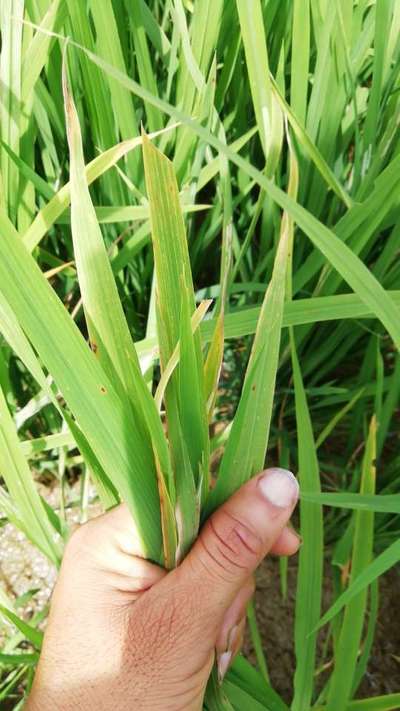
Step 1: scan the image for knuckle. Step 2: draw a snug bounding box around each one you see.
[65,522,86,553]
[199,512,263,582]
[68,520,90,547]
[64,518,100,560]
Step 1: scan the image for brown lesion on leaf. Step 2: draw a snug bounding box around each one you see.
[90,341,98,354]
[100,386,107,394]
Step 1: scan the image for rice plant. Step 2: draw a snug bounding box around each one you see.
[1,1,400,709]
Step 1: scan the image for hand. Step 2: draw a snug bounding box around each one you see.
[26,467,300,711]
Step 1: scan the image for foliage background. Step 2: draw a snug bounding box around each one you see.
[0,1,399,709]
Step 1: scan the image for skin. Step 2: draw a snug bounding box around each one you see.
[26,467,300,711]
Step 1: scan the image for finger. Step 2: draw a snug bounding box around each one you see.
[102,505,168,591]
[215,577,255,654]
[66,504,166,595]
[107,554,167,594]
[217,616,246,682]
[179,467,299,623]
[269,525,301,556]
[94,503,148,558]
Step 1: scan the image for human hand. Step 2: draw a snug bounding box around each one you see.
[26,467,300,711]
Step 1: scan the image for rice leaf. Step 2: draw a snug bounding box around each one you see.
[0,288,119,513]
[229,655,289,711]
[136,290,400,366]
[23,123,178,252]
[0,210,163,560]
[21,0,67,104]
[142,131,209,511]
[362,0,393,163]
[0,0,24,220]
[290,0,310,125]
[0,385,61,566]
[129,0,162,132]
[66,0,121,207]
[271,78,352,208]
[301,492,400,514]
[61,39,400,351]
[315,537,400,632]
[223,680,266,711]
[154,300,212,412]
[205,127,297,514]
[0,653,39,667]
[236,0,283,172]
[0,607,43,650]
[344,693,400,711]
[89,0,139,176]
[326,417,377,710]
[56,203,209,225]
[290,337,323,711]
[0,140,54,201]
[134,0,170,59]
[315,388,365,449]
[352,579,379,695]
[63,57,176,555]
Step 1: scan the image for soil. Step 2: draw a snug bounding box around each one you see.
[244,555,400,703]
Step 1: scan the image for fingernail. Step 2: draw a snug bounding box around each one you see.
[217,650,232,684]
[217,624,241,683]
[258,468,299,508]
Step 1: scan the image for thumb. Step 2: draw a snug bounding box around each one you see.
[180,467,299,622]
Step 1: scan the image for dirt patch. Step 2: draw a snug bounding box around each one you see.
[244,555,400,703]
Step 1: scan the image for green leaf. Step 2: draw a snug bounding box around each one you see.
[362,0,393,160]
[128,0,162,132]
[271,78,352,208]
[301,492,400,514]
[290,0,310,125]
[228,656,289,711]
[0,653,39,667]
[22,123,178,252]
[346,694,400,711]
[315,388,365,449]
[62,38,400,350]
[315,538,400,632]
[223,680,266,711]
[205,131,297,515]
[326,417,377,710]
[56,203,209,225]
[236,0,283,172]
[89,0,139,176]
[154,300,212,413]
[142,132,209,537]
[178,282,209,496]
[0,385,62,566]
[135,290,400,370]
[64,58,178,559]
[0,0,23,220]
[0,606,43,650]
[290,336,323,711]
[0,210,162,560]
[314,694,400,711]
[21,0,67,104]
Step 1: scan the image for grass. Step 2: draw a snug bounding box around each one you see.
[0,1,400,709]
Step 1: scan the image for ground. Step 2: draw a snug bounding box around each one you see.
[244,557,400,702]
